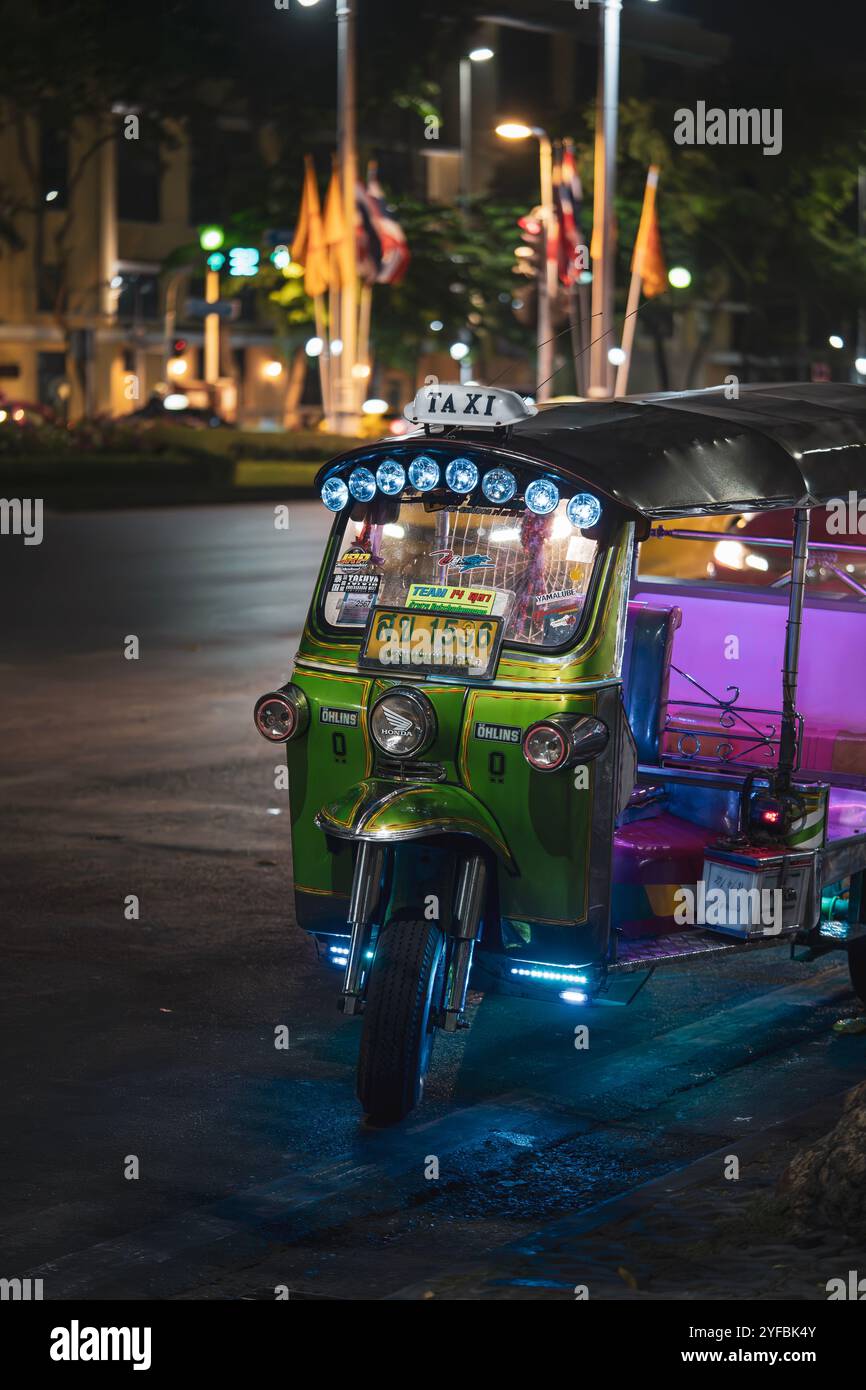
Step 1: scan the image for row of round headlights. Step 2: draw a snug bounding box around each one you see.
[321,461,603,528]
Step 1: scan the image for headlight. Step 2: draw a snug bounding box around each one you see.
[254,685,309,743]
[370,688,436,758]
[522,714,608,772]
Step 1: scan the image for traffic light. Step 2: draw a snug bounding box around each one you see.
[512,208,543,326]
[172,338,187,356]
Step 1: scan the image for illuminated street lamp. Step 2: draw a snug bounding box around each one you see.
[855,357,866,376]
[829,334,844,350]
[668,266,692,289]
[460,43,495,199]
[496,121,554,400]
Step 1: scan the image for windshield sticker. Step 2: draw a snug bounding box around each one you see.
[431,549,493,574]
[337,549,374,567]
[330,572,381,595]
[406,583,497,614]
[534,588,579,608]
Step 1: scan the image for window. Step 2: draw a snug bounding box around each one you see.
[321,495,599,649]
[638,511,866,602]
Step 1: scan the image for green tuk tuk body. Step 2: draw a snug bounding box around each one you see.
[255,382,866,1121]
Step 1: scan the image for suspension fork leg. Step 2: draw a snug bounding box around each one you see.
[341,841,386,1017]
[441,853,487,1032]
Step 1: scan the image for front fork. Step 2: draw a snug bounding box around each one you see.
[338,842,487,1029]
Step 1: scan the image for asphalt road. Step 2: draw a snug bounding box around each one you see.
[1,502,864,1301]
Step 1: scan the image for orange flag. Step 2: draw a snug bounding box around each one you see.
[323,156,354,291]
[291,155,329,299]
[631,165,666,298]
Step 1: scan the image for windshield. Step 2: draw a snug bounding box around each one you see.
[321,496,600,649]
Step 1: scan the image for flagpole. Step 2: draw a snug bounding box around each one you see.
[615,164,659,397]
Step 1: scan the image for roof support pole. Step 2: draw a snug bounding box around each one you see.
[778,506,810,786]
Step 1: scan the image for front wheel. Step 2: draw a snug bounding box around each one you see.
[357,916,445,1123]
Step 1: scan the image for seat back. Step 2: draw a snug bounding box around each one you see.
[622,601,681,765]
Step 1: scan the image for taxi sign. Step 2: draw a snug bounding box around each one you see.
[403,384,537,429]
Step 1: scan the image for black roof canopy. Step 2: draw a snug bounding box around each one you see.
[510,383,866,518]
[318,383,866,518]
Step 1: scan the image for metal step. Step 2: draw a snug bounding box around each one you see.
[609,927,801,974]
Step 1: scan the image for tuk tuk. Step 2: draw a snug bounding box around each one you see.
[254,381,866,1122]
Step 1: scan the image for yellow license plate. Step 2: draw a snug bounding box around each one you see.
[360,606,503,678]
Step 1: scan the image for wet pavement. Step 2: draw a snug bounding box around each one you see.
[1,502,865,1300]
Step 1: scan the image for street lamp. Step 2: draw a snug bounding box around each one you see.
[496,121,555,400]
[460,44,494,201]
[668,266,692,289]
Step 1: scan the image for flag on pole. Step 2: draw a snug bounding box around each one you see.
[355,163,410,286]
[631,165,666,298]
[557,139,585,285]
[323,155,353,291]
[291,155,329,299]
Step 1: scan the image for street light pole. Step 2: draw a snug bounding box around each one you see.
[495,122,555,401]
[589,0,621,398]
[336,0,359,433]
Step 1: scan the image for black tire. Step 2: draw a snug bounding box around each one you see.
[357,917,445,1123]
[848,938,866,1005]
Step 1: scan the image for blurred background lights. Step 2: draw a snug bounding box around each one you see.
[429,320,444,332]
[305,336,324,357]
[199,225,224,251]
[608,346,627,366]
[449,342,470,360]
[829,334,844,350]
[164,393,189,411]
[167,357,188,378]
[362,397,388,414]
[469,47,494,62]
[668,266,692,289]
[262,359,283,379]
[855,357,866,375]
[330,338,344,356]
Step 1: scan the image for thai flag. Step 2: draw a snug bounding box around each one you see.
[356,166,410,286]
[556,140,585,286]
